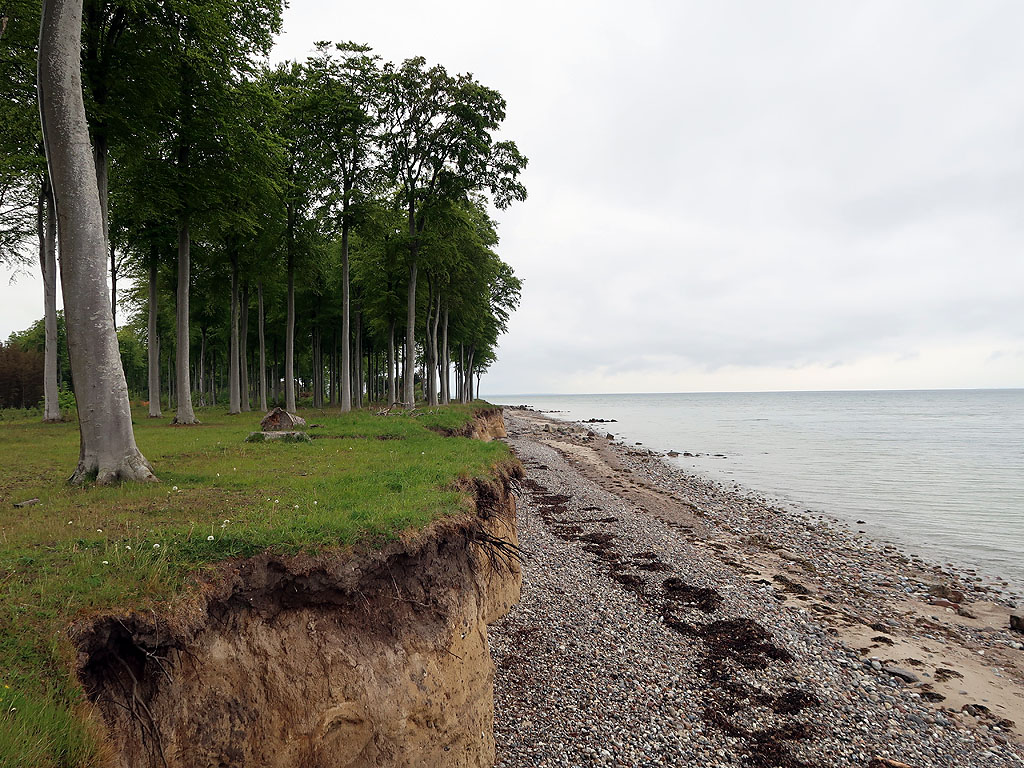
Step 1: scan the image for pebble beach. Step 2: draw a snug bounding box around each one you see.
[489,407,1024,768]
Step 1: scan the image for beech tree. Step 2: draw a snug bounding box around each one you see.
[159,0,283,423]
[37,0,155,482]
[1,0,61,421]
[306,42,380,412]
[379,57,526,407]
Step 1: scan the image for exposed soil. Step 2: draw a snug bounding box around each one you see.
[73,416,522,768]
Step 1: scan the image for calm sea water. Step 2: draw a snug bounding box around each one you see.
[492,390,1024,595]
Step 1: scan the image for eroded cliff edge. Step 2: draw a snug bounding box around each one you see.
[70,455,522,767]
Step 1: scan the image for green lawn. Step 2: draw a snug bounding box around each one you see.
[0,402,511,767]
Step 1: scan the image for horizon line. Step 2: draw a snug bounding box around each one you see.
[488,386,1024,397]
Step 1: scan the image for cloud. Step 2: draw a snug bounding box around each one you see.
[5,1,1023,396]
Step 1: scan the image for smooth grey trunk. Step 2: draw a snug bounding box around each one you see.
[459,343,465,403]
[285,254,295,413]
[429,294,440,406]
[38,175,61,422]
[257,281,267,411]
[228,254,241,414]
[354,310,362,408]
[329,332,337,406]
[37,0,156,483]
[172,218,198,423]
[198,329,206,407]
[387,319,396,407]
[147,250,161,417]
[341,221,351,411]
[240,283,250,411]
[311,327,320,408]
[440,304,449,405]
[109,238,116,328]
[404,259,417,408]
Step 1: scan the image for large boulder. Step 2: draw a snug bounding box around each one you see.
[260,407,307,432]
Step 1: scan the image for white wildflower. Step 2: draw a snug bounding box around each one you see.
[153,544,160,549]
[207,535,215,541]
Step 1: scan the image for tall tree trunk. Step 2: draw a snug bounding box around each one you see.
[257,280,267,411]
[147,247,161,417]
[240,282,250,412]
[109,238,116,328]
[228,252,241,414]
[271,337,279,404]
[440,304,449,405]
[329,331,337,406]
[354,310,363,408]
[429,293,440,406]
[172,217,199,424]
[311,327,320,409]
[38,175,61,422]
[387,319,396,407]
[341,217,351,412]
[198,328,206,408]
[459,343,465,403]
[465,345,475,402]
[37,0,155,483]
[285,252,296,412]
[404,258,417,408]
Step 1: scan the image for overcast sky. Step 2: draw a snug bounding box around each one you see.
[4,1,1023,394]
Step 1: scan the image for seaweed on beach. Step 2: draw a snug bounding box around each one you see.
[663,577,723,613]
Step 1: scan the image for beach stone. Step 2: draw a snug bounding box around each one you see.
[883,666,919,684]
[260,407,307,431]
[1009,615,1024,634]
[928,583,966,604]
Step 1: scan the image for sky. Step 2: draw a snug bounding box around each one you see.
[3,0,1023,394]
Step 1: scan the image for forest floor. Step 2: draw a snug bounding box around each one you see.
[491,407,1024,768]
[0,401,509,766]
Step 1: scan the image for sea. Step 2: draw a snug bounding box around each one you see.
[491,390,1024,596]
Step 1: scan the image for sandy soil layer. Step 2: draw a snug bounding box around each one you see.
[490,408,1024,768]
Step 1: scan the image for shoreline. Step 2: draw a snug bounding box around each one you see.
[491,407,1024,766]
[516,402,1024,603]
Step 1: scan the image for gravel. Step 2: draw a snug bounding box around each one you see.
[489,410,1024,768]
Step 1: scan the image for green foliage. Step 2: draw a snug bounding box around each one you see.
[0,403,510,766]
[57,382,76,415]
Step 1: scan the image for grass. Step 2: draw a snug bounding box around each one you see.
[0,401,510,767]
